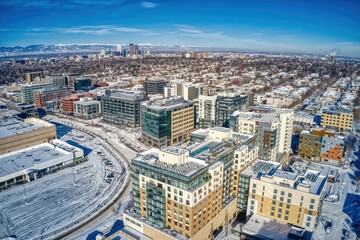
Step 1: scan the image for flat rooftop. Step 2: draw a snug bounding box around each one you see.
[297,169,327,195]
[74,100,100,105]
[232,111,280,123]
[0,119,44,138]
[209,126,230,133]
[291,160,339,178]
[241,160,281,178]
[244,160,327,195]
[134,148,207,177]
[161,146,187,155]
[242,214,299,240]
[0,143,69,178]
[190,128,208,136]
[274,170,298,181]
[322,106,352,115]
[141,97,193,111]
[188,141,232,162]
[104,90,148,101]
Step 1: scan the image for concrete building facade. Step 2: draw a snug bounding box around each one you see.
[143,80,167,95]
[73,98,102,119]
[19,82,55,104]
[102,90,149,127]
[231,108,294,162]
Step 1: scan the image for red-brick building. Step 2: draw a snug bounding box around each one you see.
[34,87,71,108]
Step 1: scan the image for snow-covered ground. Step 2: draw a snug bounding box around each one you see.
[312,134,360,240]
[0,124,125,239]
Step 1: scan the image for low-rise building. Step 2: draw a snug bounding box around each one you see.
[0,139,84,189]
[298,128,345,165]
[60,92,94,114]
[0,117,56,155]
[73,97,102,119]
[19,82,55,104]
[34,87,71,108]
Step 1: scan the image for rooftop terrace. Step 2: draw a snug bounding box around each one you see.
[134,148,207,177]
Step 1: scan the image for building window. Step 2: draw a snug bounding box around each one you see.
[271,212,274,216]
[310,198,315,204]
[277,214,282,218]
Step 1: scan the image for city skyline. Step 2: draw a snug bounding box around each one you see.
[0,0,359,57]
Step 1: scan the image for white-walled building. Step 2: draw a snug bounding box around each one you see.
[0,139,84,189]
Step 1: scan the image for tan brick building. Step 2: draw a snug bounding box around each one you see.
[242,160,327,231]
[0,117,56,155]
[321,106,353,132]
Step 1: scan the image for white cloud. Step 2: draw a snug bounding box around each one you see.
[17,25,153,35]
[141,1,158,8]
[175,24,231,40]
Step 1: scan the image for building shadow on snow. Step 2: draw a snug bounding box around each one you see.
[66,140,92,156]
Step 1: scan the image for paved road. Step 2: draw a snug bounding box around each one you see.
[46,115,136,239]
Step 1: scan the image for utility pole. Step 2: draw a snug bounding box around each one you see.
[72,167,76,186]
[23,185,28,204]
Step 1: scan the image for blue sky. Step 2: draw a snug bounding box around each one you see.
[0,0,359,56]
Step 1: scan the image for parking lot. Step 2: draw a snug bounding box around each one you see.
[0,122,125,239]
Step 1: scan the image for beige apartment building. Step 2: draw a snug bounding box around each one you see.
[244,160,327,231]
[120,127,257,240]
[321,106,353,132]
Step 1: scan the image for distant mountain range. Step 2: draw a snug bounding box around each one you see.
[1,44,357,60]
[0,44,117,57]
[0,43,299,58]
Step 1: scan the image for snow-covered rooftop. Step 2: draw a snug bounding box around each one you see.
[242,214,298,240]
[0,120,44,138]
[0,140,83,181]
